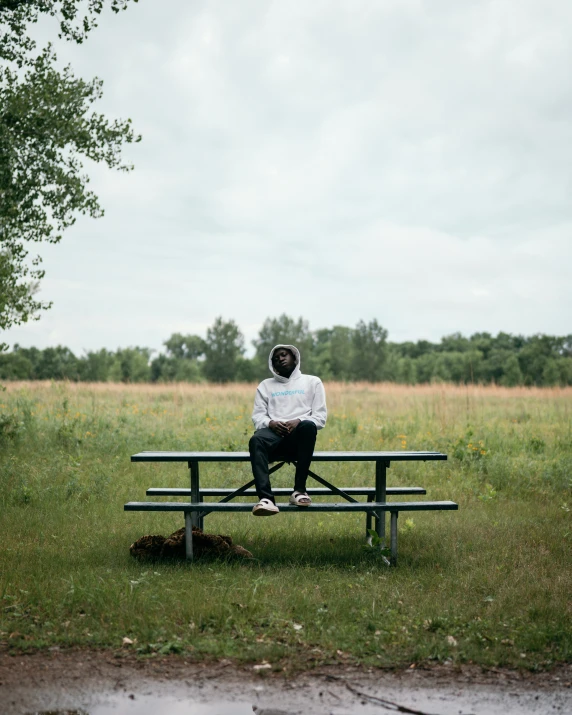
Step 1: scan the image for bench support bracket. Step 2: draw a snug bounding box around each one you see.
[197,462,286,519]
[305,467,358,503]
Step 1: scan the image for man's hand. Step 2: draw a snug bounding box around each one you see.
[269,420,289,436]
[269,419,300,436]
[284,419,301,433]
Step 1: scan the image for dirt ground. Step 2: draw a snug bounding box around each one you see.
[1,649,571,715]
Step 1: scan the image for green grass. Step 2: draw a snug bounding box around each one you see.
[0,381,570,671]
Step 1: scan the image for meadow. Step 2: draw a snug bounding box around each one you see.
[0,381,570,672]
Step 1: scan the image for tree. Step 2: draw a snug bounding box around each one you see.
[481,348,515,384]
[410,353,433,383]
[469,332,494,360]
[557,357,572,386]
[0,1,140,342]
[439,332,470,353]
[253,315,314,374]
[519,335,559,386]
[542,359,561,387]
[396,356,417,385]
[501,355,523,387]
[108,347,151,383]
[203,317,245,383]
[235,356,258,382]
[77,348,114,381]
[164,333,205,361]
[350,319,388,381]
[0,346,33,379]
[1,2,136,52]
[0,246,41,343]
[35,345,79,379]
[313,325,355,380]
[148,332,206,383]
[561,335,572,359]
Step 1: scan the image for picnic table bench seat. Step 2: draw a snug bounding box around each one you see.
[126,450,457,565]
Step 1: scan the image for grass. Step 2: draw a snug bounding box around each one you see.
[0,380,570,671]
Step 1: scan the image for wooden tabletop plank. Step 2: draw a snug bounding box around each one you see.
[146,487,428,496]
[131,451,447,463]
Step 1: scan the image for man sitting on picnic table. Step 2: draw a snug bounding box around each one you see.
[249,344,327,516]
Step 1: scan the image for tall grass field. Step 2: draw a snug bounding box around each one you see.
[0,381,570,671]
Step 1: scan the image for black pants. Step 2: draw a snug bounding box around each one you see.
[249,420,318,503]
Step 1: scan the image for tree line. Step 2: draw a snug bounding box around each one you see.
[0,315,571,386]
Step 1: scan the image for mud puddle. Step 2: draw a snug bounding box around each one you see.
[2,650,571,715]
[17,679,572,715]
[28,699,256,715]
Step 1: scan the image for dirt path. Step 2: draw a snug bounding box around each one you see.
[1,649,571,715]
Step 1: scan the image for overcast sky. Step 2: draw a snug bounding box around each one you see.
[4,0,571,355]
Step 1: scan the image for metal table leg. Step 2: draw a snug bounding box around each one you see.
[186,460,200,561]
[366,494,373,542]
[375,460,388,547]
[185,511,194,560]
[390,511,398,566]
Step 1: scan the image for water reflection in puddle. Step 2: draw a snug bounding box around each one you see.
[28,696,265,715]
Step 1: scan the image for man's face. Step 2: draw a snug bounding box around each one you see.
[272,348,296,377]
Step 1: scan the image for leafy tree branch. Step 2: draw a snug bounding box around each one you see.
[0,0,140,335]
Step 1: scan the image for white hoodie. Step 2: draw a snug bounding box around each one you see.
[251,344,327,431]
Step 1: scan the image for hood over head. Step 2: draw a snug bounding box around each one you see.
[269,344,301,383]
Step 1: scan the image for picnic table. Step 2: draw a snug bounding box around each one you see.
[125,451,457,565]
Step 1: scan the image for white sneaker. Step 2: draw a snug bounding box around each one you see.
[252,498,279,516]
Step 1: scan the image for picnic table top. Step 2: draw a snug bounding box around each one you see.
[131,451,447,463]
